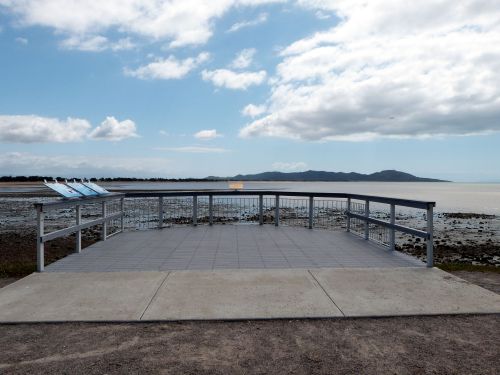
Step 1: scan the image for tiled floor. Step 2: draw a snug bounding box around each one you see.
[45,225,424,272]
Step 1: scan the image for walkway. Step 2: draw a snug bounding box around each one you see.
[0,268,499,322]
[1,226,499,322]
[45,225,423,272]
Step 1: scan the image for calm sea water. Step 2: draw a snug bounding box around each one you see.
[109,181,500,214]
[2,181,500,214]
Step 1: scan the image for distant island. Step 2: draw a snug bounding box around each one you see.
[0,170,448,183]
[207,170,448,182]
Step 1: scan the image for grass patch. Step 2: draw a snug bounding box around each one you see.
[437,263,500,273]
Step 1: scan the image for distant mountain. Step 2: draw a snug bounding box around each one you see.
[206,170,448,182]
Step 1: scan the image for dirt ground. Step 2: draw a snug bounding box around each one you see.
[0,271,499,374]
[0,315,498,374]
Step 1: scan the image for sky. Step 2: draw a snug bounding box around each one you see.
[0,0,499,182]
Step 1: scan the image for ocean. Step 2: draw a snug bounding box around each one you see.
[2,181,498,214]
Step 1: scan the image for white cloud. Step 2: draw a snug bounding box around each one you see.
[155,146,229,153]
[0,1,279,48]
[0,115,91,143]
[15,36,28,44]
[272,161,307,172]
[125,52,209,80]
[88,116,138,141]
[227,12,268,33]
[241,0,500,141]
[194,129,220,140]
[242,104,266,117]
[159,130,169,136]
[229,48,256,69]
[314,11,331,20]
[0,115,138,143]
[0,152,172,178]
[59,35,135,52]
[202,69,266,90]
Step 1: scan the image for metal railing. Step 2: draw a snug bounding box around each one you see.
[34,193,125,271]
[34,190,435,271]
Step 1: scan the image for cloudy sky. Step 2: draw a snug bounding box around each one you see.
[0,0,499,181]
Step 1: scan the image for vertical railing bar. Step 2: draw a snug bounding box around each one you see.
[275,194,280,226]
[158,196,164,229]
[193,195,198,226]
[364,200,369,240]
[102,200,107,240]
[36,206,45,272]
[346,197,351,232]
[259,194,263,225]
[426,205,434,267]
[308,196,314,229]
[76,204,81,253]
[389,203,396,251]
[209,194,213,225]
[120,197,124,232]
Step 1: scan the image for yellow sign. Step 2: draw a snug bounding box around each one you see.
[229,182,244,190]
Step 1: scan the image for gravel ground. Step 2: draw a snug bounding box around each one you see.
[0,316,499,374]
[0,272,499,374]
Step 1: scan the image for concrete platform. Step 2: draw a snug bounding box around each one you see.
[0,268,499,323]
[45,226,424,272]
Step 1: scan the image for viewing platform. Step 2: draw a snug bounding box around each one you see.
[0,190,499,323]
[44,225,423,272]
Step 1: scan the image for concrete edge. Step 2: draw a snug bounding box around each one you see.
[1,312,499,325]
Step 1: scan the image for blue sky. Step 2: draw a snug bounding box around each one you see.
[0,1,499,181]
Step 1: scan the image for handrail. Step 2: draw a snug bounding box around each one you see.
[122,190,435,210]
[34,190,435,271]
[34,193,125,272]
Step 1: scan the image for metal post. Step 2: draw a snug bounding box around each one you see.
[389,203,395,251]
[346,198,351,232]
[426,205,434,267]
[364,200,369,240]
[209,195,213,225]
[275,195,280,226]
[158,196,163,229]
[101,200,107,241]
[36,206,45,272]
[120,197,124,232]
[308,196,314,229]
[193,195,198,226]
[259,195,263,225]
[75,204,81,253]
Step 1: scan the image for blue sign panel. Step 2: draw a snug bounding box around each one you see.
[44,182,83,198]
[66,182,99,196]
[82,181,110,195]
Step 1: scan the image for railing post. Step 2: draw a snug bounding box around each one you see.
[389,203,395,251]
[259,195,263,225]
[308,196,314,229]
[193,195,198,226]
[426,205,434,267]
[364,200,369,240]
[346,198,351,232]
[209,195,213,225]
[101,200,107,241]
[75,204,81,253]
[36,206,44,272]
[120,197,124,232]
[158,196,164,229]
[274,194,279,226]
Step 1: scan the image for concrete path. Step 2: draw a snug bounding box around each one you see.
[1,268,499,323]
